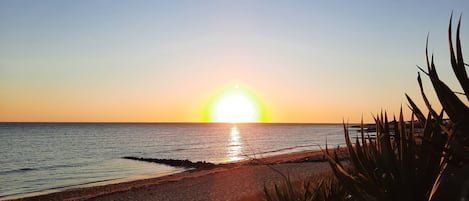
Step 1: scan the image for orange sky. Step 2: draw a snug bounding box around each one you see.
[1,1,468,123]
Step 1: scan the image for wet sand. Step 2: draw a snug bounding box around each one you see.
[9,149,346,201]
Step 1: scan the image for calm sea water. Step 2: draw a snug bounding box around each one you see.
[0,123,346,199]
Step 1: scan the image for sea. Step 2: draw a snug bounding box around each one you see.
[0,123,348,199]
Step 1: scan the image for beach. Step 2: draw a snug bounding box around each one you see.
[9,149,344,201]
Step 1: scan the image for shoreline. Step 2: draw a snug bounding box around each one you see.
[5,148,347,201]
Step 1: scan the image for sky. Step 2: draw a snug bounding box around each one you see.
[1,0,469,123]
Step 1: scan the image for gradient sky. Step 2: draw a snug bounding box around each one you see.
[1,1,469,123]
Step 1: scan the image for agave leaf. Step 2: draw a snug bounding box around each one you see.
[439,124,452,137]
[417,72,439,119]
[409,114,416,150]
[429,162,448,201]
[426,51,469,123]
[355,135,375,180]
[286,176,294,199]
[325,151,359,196]
[394,111,406,163]
[417,65,430,76]
[264,185,275,201]
[274,184,283,200]
[343,123,365,173]
[425,35,433,77]
[406,93,426,124]
[326,154,377,201]
[413,112,446,199]
[408,114,417,198]
[384,112,389,133]
[398,108,407,172]
[423,113,434,139]
[426,27,469,123]
[381,115,397,172]
[304,180,313,201]
[354,173,390,201]
[449,15,469,100]
[361,118,367,151]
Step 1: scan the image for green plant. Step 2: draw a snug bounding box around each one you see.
[326,15,469,201]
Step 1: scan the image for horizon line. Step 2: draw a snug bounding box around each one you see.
[0,121,365,125]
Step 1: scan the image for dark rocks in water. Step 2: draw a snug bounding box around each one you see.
[122,156,217,170]
[281,155,328,164]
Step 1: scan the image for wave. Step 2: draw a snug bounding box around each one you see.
[253,144,322,156]
[152,146,205,154]
[0,162,91,176]
[0,168,37,175]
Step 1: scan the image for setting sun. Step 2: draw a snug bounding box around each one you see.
[215,92,256,122]
[207,85,264,123]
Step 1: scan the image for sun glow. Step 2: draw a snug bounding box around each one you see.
[206,85,265,123]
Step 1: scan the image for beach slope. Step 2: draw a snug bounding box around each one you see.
[12,150,339,201]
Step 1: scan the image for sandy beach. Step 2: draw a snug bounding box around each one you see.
[8,149,345,201]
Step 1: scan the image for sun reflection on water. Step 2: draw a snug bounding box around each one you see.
[227,125,243,161]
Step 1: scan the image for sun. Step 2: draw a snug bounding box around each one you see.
[215,93,255,122]
[207,85,264,123]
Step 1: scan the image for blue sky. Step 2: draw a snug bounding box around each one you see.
[1,1,468,122]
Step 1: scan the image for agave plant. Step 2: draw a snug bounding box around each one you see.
[414,15,469,201]
[326,15,469,201]
[326,111,445,201]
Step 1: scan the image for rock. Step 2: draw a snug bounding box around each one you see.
[122,157,217,170]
